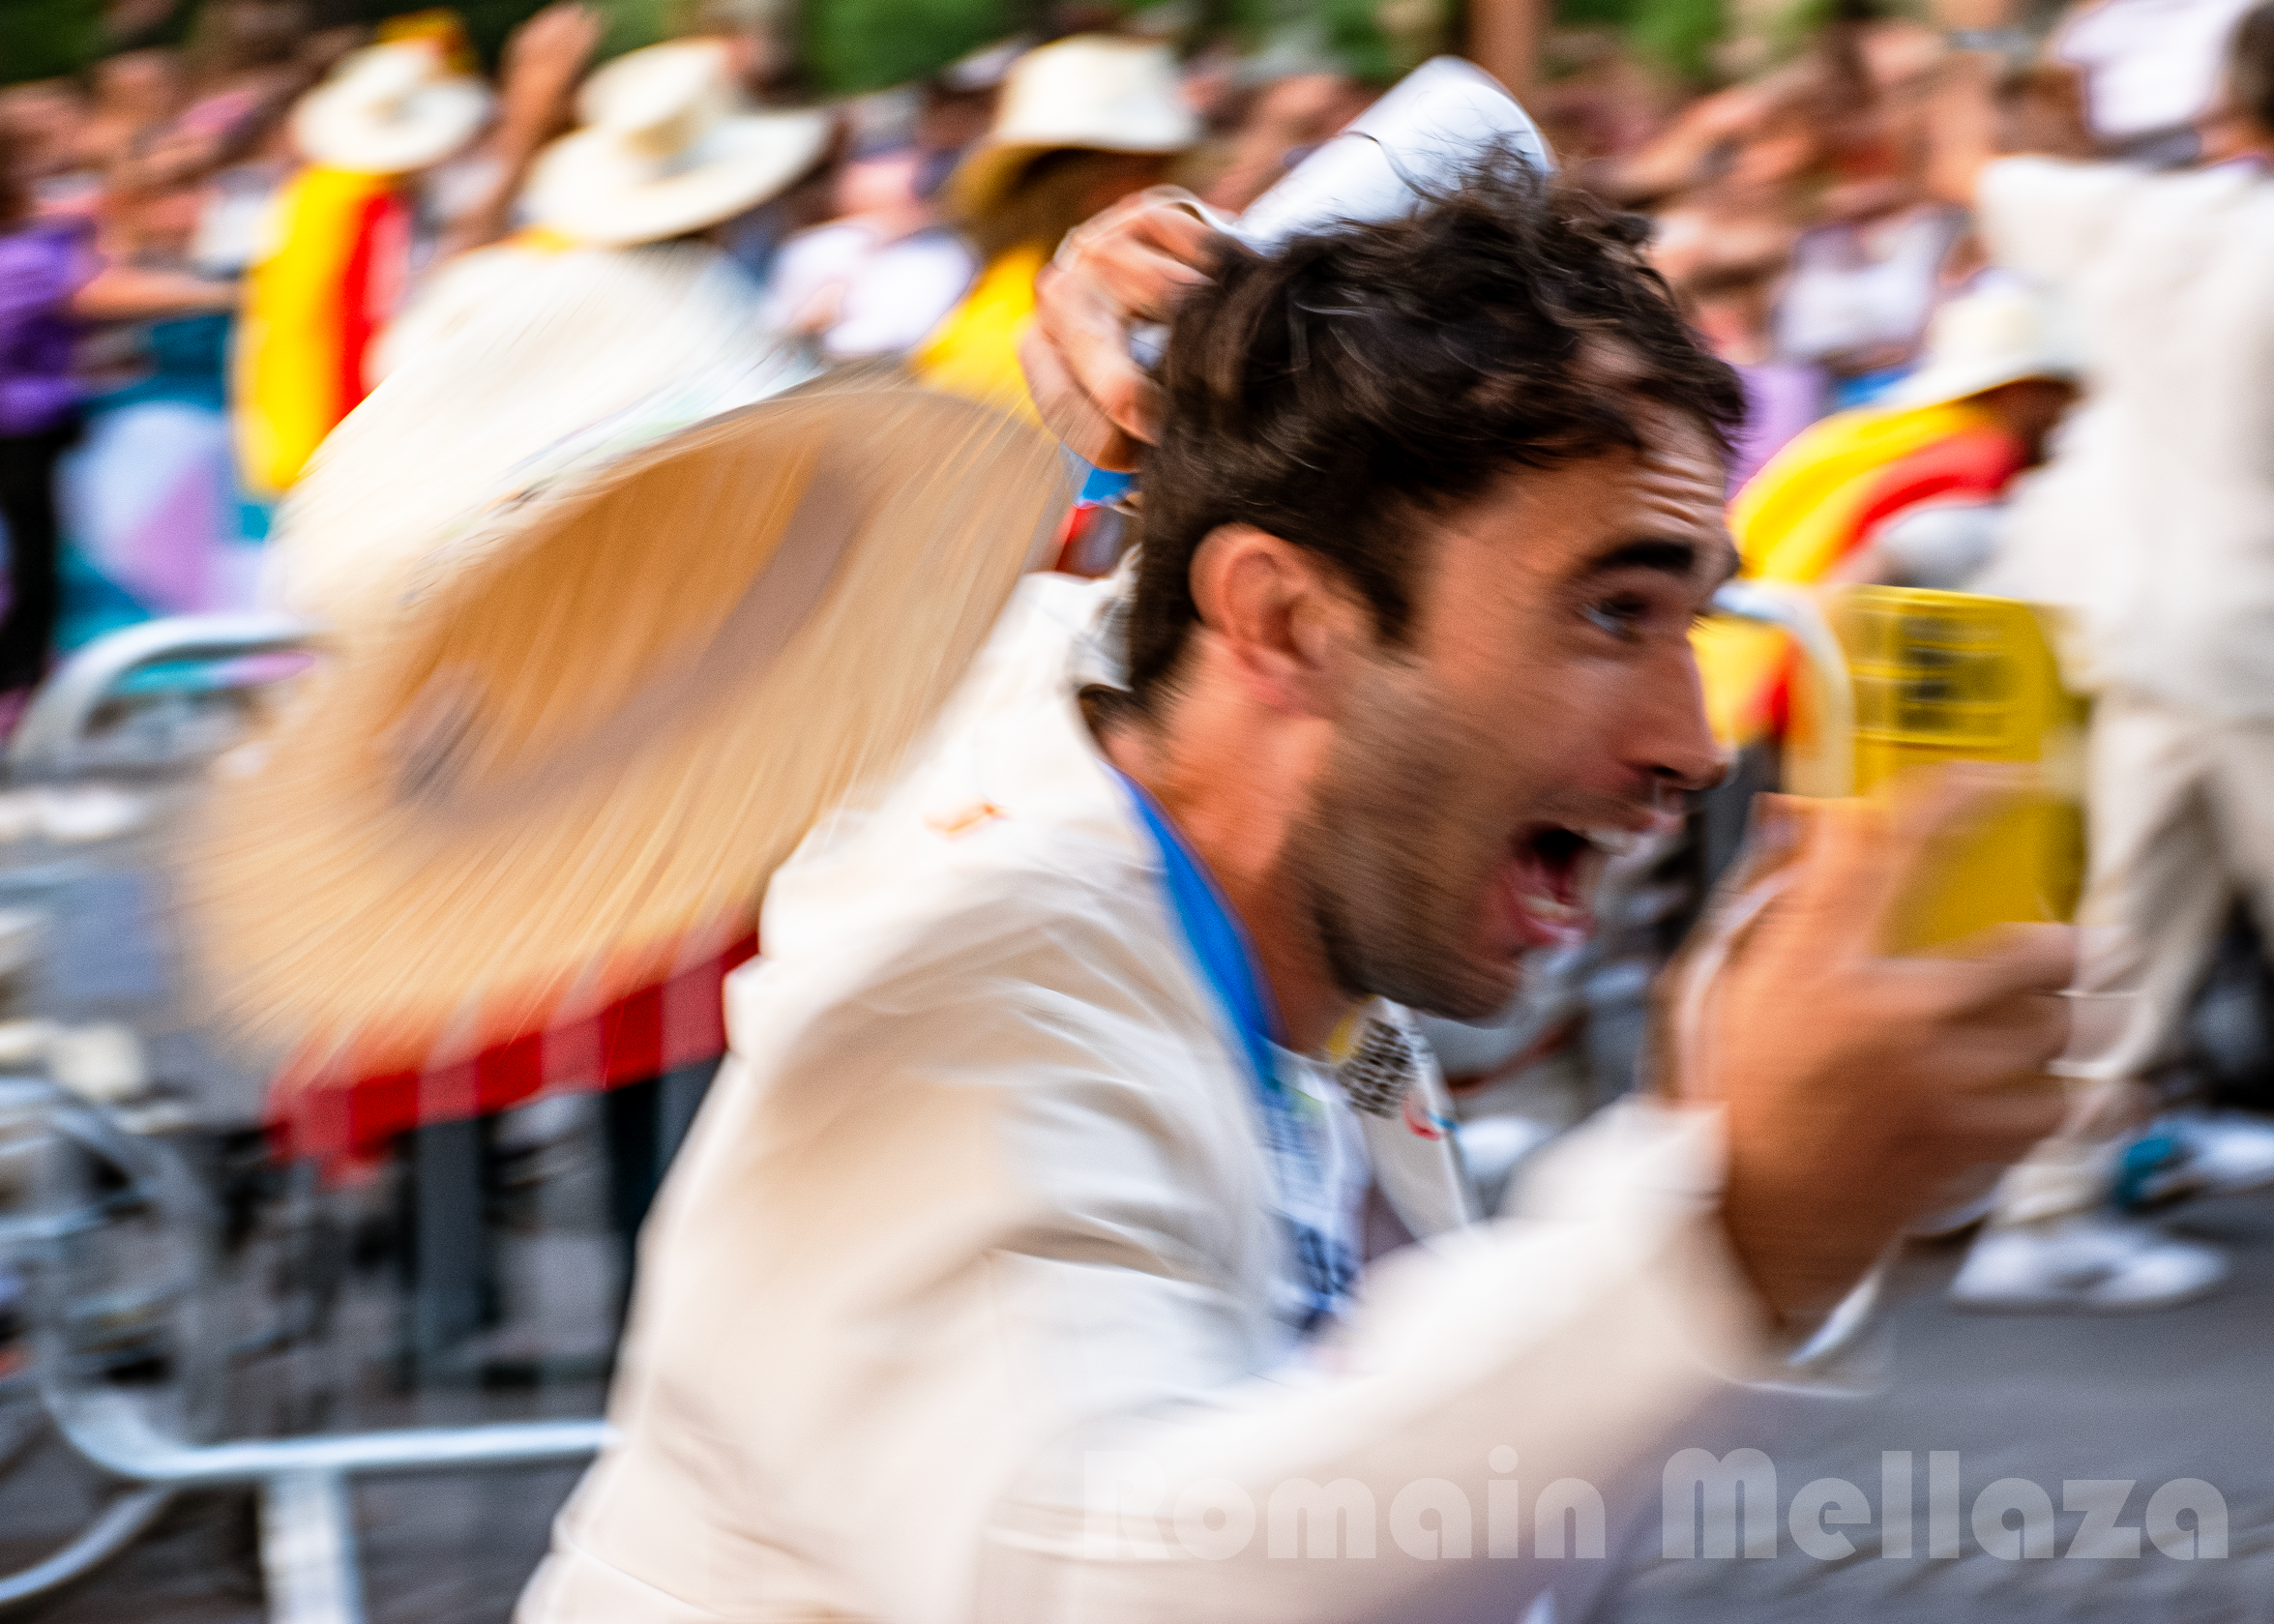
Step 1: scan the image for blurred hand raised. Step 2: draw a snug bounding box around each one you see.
[1020,187,1228,471]
[1671,768,2076,1326]
[499,3,605,137]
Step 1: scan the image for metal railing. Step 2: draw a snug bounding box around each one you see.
[0,618,610,1623]
[2,1070,607,1622]
[8,612,318,776]
[52,1388,606,1624]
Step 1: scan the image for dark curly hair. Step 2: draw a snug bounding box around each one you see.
[2230,1,2274,135]
[1123,155,1745,705]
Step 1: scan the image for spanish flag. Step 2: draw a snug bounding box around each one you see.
[234,166,412,499]
[1693,397,1990,748]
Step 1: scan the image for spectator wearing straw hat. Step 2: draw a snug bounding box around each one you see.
[1822,284,2079,590]
[294,38,831,634]
[232,39,493,500]
[366,36,830,396]
[913,35,1197,415]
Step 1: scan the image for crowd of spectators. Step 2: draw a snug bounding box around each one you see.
[0,4,2242,644]
[0,3,2252,692]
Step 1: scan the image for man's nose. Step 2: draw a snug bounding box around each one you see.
[1639,656,1727,795]
[1653,751,1728,795]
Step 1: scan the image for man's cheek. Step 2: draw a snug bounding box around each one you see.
[1520,690,1622,781]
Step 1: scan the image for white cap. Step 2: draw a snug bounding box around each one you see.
[1234,57,1551,250]
[1884,286,2076,410]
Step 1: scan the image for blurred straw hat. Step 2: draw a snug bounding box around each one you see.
[1885,286,2077,410]
[292,40,493,175]
[190,371,1068,1076]
[525,40,832,248]
[949,35,1198,220]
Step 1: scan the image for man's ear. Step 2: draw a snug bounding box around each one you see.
[1188,523,1370,719]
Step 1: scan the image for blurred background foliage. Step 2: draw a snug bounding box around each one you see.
[2,0,110,85]
[3,0,676,79]
[3,0,1809,100]
[799,0,1020,93]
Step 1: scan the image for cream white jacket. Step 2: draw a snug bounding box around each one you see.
[519,576,1783,1624]
[1979,158,2274,715]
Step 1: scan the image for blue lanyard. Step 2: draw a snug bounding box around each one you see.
[1111,767,1355,1330]
[1109,768,1283,1094]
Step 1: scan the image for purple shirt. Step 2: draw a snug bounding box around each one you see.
[1728,359,1827,493]
[0,215,97,437]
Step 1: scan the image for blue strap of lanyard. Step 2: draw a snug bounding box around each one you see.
[1109,768,1283,1095]
[1111,768,1355,1331]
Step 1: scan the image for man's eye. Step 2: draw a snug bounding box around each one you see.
[1583,596,1650,638]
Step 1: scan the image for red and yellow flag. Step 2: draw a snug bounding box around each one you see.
[1694,398,1990,747]
[234,166,412,498]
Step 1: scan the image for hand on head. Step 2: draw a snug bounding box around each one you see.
[1019,185,1226,470]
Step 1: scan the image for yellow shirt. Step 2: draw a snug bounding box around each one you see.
[911,244,1047,422]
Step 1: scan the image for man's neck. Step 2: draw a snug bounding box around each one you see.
[1098,699,1358,1056]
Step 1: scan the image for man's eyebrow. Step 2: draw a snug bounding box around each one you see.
[1580,538,1701,578]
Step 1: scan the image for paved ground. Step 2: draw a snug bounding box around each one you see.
[6,1192,2269,1622]
[1598,1194,2274,1622]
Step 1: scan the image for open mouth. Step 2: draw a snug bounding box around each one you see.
[1497,824,1615,951]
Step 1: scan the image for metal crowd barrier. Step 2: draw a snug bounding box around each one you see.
[0,617,609,1624]
[53,1392,605,1624]
[7,612,317,776]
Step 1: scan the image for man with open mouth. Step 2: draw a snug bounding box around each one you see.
[521,157,2074,1624]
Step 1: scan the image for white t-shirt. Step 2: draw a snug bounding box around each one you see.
[761,220,977,360]
[2054,0,2259,139]
[1774,206,1964,367]
[1977,157,2274,716]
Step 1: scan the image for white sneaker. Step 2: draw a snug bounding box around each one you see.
[1948,1212,2228,1314]
[2170,1111,2274,1197]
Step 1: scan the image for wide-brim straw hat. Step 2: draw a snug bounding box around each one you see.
[292,40,493,175]
[1883,285,2077,411]
[525,40,832,248]
[188,372,1069,1076]
[949,35,1198,221]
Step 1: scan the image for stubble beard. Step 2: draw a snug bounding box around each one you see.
[1286,672,1521,1023]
